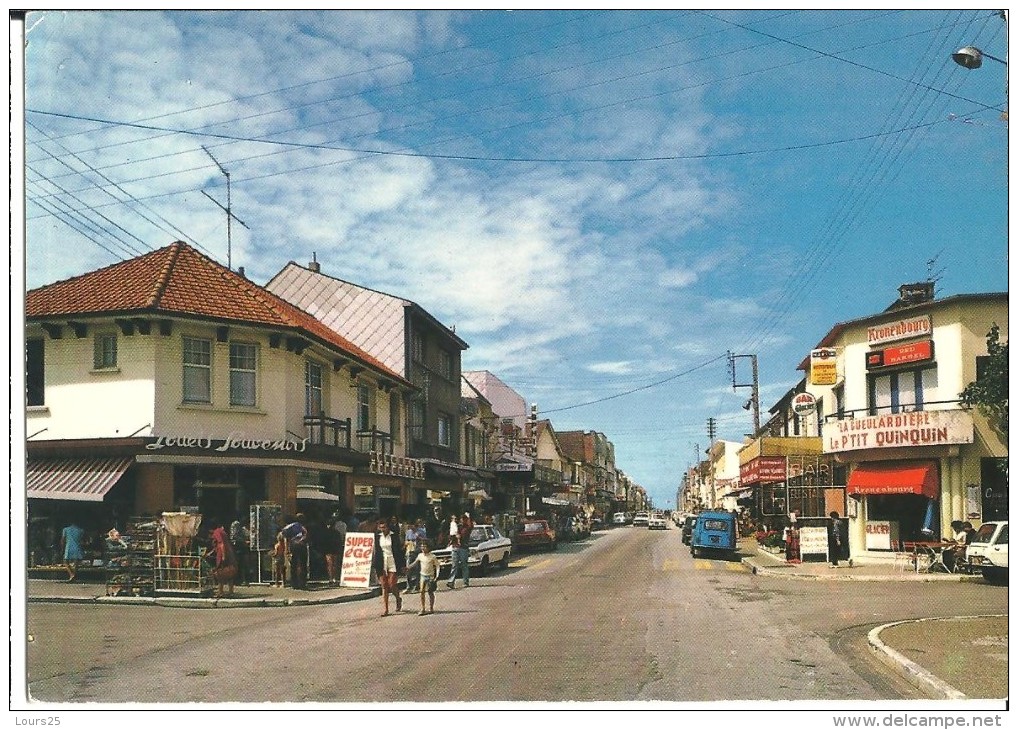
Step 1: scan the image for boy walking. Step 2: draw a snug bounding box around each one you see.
[406,540,440,615]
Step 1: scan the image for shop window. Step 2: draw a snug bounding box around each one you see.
[27,338,44,406]
[357,382,372,431]
[182,337,212,403]
[229,342,257,407]
[305,360,323,416]
[981,458,1008,521]
[93,333,117,369]
[438,414,452,447]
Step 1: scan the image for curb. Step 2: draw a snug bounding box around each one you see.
[866,617,990,700]
[742,553,983,582]
[28,587,381,608]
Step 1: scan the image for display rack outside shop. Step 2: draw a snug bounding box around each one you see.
[104,516,157,597]
[154,511,212,596]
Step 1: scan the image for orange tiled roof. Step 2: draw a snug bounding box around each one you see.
[26,242,407,384]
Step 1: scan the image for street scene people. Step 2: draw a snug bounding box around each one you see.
[372,517,406,617]
[229,518,250,586]
[60,520,86,583]
[271,531,287,587]
[827,511,845,568]
[406,539,440,615]
[281,514,309,590]
[206,521,238,598]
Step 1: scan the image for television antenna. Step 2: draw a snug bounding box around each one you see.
[202,146,249,270]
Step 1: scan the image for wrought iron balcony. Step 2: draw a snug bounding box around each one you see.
[369,451,425,480]
[356,427,393,455]
[304,415,352,448]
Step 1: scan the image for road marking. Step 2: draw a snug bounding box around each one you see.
[527,559,552,571]
[662,559,684,571]
[693,560,713,570]
[724,562,748,572]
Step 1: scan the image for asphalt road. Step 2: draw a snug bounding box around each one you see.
[24,526,1007,704]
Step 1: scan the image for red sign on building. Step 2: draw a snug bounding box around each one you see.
[740,456,787,484]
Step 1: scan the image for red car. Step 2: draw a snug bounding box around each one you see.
[515,519,557,552]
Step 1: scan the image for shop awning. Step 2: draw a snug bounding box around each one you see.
[467,488,492,501]
[542,497,571,507]
[27,456,132,502]
[847,461,939,499]
[296,486,341,502]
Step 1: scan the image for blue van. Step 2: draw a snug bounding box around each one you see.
[689,510,738,559]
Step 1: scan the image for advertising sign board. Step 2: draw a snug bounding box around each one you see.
[824,410,973,453]
[810,348,838,386]
[867,315,932,346]
[791,392,817,415]
[340,532,375,588]
[798,526,829,560]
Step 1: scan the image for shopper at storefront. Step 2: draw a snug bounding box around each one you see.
[229,518,251,586]
[60,520,86,583]
[206,521,238,598]
[281,514,309,590]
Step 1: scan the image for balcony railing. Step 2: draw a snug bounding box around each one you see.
[304,415,352,448]
[357,428,393,455]
[369,451,425,480]
[823,399,963,422]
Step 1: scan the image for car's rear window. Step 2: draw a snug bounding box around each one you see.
[973,523,999,543]
[523,523,546,533]
[703,519,729,531]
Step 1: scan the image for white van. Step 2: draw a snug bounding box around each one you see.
[613,512,627,526]
[967,521,1008,584]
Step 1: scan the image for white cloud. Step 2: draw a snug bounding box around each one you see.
[585,360,634,375]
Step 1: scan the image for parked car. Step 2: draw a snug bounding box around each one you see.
[514,519,557,551]
[689,510,738,559]
[633,511,650,527]
[432,524,512,576]
[681,515,696,544]
[613,512,628,526]
[966,520,1008,584]
[647,513,668,530]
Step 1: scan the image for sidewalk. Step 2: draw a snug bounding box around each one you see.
[740,539,1008,701]
[25,577,377,608]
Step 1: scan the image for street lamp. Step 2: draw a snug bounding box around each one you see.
[951,46,1006,70]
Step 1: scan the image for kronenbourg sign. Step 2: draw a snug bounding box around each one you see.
[791,392,817,415]
[340,532,375,588]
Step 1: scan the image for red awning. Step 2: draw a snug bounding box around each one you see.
[26,456,132,501]
[847,461,939,499]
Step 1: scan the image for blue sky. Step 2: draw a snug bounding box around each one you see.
[16,10,1009,509]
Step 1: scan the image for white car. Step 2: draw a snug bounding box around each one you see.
[633,512,650,527]
[647,513,668,530]
[613,512,628,526]
[966,520,1008,584]
[432,525,512,576]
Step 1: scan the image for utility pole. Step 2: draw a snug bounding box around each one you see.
[728,351,761,435]
[202,146,250,271]
[706,418,717,508]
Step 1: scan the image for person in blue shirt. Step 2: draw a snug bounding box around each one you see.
[61,520,87,582]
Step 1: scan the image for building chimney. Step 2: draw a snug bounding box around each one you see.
[308,252,321,273]
[237,266,246,278]
[897,281,935,306]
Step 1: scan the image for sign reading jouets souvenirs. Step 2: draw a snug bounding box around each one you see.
[810,348,838,386]
[866,315,932,346]
[147,432,309,452]
[825,410,973,453]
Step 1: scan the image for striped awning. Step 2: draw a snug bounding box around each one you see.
[27,456,132,501]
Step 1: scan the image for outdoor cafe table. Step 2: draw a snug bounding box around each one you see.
[904,541,955,573]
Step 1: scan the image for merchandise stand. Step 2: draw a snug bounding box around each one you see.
[249,502,281,586]
[154,511,213,596]
[104,516,157,597]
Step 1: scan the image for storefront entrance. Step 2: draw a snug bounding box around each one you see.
[865,493,932,543]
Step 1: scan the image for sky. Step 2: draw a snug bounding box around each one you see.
[15,9,1010,510]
